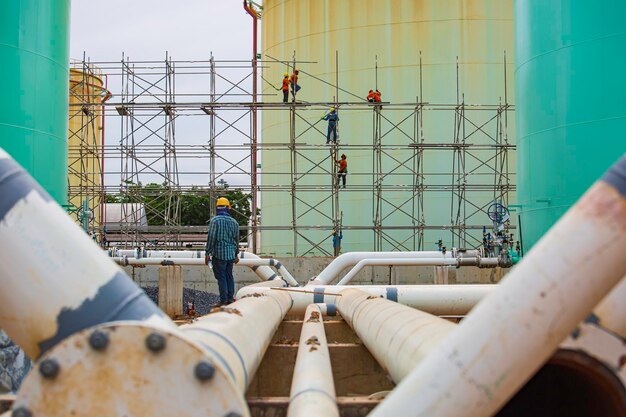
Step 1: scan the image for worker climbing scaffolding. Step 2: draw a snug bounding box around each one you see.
[322,107,339,144]
[336,153,348,188]
[290,69,300,101]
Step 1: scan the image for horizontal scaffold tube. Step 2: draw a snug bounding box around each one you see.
[287,304,339,417]
[369,155,626,417]
[236,284,494,316]
[337,288,456,383]
[180,290,293,392]
[0,148,173,359]
[309,251,455,285]
[111,256,300,287]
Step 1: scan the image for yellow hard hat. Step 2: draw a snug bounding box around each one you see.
[330,107,336,111]
[216,197,231,208]
[295,68,299,72]
[284,72,289,77]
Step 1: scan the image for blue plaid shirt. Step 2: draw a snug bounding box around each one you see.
[205,213,239,261]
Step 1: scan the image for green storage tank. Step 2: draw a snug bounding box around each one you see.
[0,0,71,205]
[515,1,626,251]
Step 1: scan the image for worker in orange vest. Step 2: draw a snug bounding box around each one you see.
[281,73,290,103]
[374,89,382,103]
[290,69,300,101]
[367,89,376,102]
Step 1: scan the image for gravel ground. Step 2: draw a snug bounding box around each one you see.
[142,286,221,316]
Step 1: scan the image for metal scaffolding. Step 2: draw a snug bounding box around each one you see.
[70,52,515,255]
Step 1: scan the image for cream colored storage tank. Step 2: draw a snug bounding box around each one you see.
[68,64,106,231]
[261,0,515,256]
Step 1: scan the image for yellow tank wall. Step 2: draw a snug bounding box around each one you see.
[261,0,515,255]
[68,68,104,229]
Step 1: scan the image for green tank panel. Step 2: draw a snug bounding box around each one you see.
[515,1,626,251]
[0,0,71,205]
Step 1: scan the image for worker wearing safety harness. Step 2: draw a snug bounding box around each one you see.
[205,197,240,305]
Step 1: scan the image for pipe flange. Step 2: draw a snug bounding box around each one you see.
[13,322,249,417]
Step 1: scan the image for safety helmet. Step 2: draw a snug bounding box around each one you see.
[369,90,373,93]
[295,68,299,73]
[216,197,231,208]
[330,107,336,112]
[284,72,289,77]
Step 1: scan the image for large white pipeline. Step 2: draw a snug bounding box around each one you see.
[236,284,494,316]
[337,288,456,383]
[111,256,300,287]
[369,155,626,417]
[0,148,174,359]
[180,291,293,392]
[309,251,455,285]
[287,304,339,417]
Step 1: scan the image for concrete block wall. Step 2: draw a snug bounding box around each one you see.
[124,256,508,294]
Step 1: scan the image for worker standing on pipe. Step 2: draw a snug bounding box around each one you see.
[205,197,240,305]
[336,153,348,188]
[322,107,339,144]
[281,73,289,103]
[290,69,300,101]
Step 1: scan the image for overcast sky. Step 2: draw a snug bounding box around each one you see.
[70,0,254,62]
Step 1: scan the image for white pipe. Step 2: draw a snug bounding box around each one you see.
[309,251,454,285]
[337,288,456,383]
[236,284,494,316]
[180,290,292,392]
[0,148,174,358]
[337,258,459,285]
[287,304,339,417]
[369,156,626,417]
[111,256,300,287]
[113,249,205,259]
[238,251,280,281]
[592,275,626,339]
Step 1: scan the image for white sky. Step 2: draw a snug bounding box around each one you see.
[70,0,254,61]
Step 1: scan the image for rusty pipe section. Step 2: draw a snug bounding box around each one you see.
[337,288,456,383]
[112,256,300,287]
[287,304,339,417]
[236,284,494,316]
[369,155,626,417]
[179,290,292,392]
[0,148,173,358]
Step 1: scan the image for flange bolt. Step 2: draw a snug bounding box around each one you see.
[39,358,60,379]
[145,332,166,353]
[194,361,216,381]
[12,407,33,417]
[88,330,109,351]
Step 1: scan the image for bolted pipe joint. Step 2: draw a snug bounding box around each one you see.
[11,323,248,417]
[11,407,33,417]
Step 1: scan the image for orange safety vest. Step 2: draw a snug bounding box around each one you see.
[282,78,289,91]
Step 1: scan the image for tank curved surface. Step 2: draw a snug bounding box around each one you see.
[515,0,626,251]
[261,0,515,255]
[0,0,71,205]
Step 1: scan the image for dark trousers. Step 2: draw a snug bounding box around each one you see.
[283,90,289,103]
[212,258,235,303]
[327,124,337,142]
[338,169,347,187]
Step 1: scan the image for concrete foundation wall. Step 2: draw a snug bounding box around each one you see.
[124,256,508,293]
